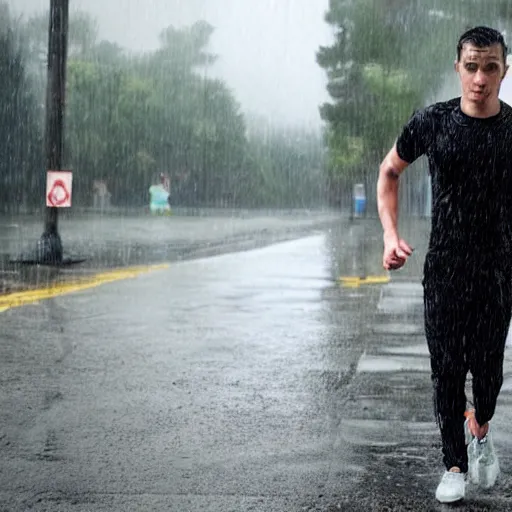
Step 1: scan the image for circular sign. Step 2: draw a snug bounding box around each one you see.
[47,179,70,207]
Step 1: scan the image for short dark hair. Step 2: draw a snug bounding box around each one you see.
[457,26,508,63]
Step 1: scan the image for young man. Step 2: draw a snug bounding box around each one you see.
[377,26,512,503]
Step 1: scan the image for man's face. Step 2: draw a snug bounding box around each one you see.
[455,43,508,105]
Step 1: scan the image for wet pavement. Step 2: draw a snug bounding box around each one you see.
[1,217,512,511]
[0,210,341,293]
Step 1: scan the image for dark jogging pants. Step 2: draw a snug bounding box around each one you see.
[423,252,512,473]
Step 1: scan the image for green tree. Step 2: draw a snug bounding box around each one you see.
[62,19,250,207]
[9,8,326,211]
[0,3,43,213]
[244,119,326,207]
[318,0,512,208]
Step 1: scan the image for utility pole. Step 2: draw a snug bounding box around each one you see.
[38,0,69,264]
[13,0,83,266]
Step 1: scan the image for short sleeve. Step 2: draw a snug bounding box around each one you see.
[396,108,434,164]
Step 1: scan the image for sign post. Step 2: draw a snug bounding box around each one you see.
[39,0,69,264]
[13,0,85,266]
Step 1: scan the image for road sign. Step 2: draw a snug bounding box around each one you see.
[46,171,72,207]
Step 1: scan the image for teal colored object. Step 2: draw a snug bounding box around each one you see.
[149,185,170,213]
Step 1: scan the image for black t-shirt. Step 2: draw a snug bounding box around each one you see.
[396,97,512,255]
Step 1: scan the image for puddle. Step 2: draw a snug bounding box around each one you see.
[356,352,430,373]
[372,323,423,336]
[345,292,365,299]
[381,282,423,297]
[377,282,424,314]
[377,296,423,314]
[379,344,429,356]
[336,419,400,447]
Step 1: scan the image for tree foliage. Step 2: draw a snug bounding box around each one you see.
[0,4,43,213]
[0,6,325,212]
[318,0,512,205]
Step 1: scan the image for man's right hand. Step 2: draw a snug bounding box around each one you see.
[382,234,413,271]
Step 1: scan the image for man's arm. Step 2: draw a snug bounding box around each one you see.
[377,144,413,270]
[377,144,409,238]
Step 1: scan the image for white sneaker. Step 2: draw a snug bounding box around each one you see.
[435,471,466,503]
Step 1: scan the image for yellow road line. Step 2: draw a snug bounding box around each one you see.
[0,264,169,313]
[338,275,390,288]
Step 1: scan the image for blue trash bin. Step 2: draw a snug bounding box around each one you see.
[354,197,366,216]
[353,183,366,217]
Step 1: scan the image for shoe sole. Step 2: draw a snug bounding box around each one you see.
[436,493,465,504]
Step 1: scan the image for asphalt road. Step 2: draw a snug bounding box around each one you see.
[0,210,342,293]
[1,217,512,511]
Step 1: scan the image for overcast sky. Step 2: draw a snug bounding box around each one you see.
[11,0,512,128]
[10,0,333,129]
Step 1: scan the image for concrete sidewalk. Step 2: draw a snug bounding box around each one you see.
[346,219,512,510]
[328,218,512,509]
